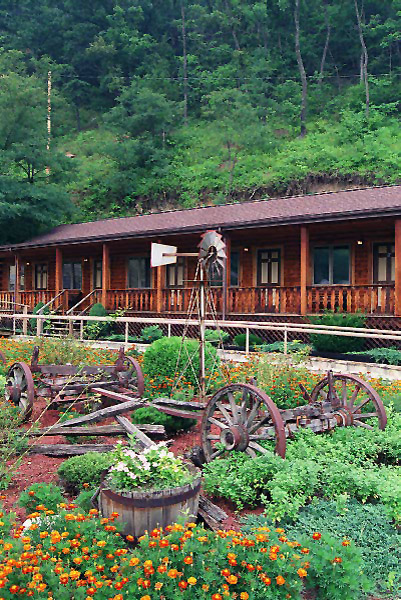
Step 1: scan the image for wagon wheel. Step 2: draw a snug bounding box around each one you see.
[310,372,387,430]
[4,362,35,422]
[201,383,286,461]
[116,355,145,397]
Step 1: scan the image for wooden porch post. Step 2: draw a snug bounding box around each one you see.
[300,225,309,316]
[102,243,110,308]
[55,247,63,295]
[395,220,401,316]
[156,266,163,313]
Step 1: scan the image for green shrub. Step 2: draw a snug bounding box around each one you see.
[57,452,113,493]
[203,411,401,521]
[75,487,97,512]
[354,346,401,365]
[140,325,164,343]
[308,311,366,353]
[142,336,219,398]
[261,340,311,354]
[18,483,66,514]
[204,328,230,344]
[281,499,401,597]
[233,332,263,349]
[85,303,110,339]
[105,333,136,343]
[29,302,49,330]
[89,303,108,317]
[131,405,196,435]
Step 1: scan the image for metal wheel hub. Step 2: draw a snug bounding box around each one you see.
[6,384,21,404]
[334,409,354,427]
[220,425,249,451]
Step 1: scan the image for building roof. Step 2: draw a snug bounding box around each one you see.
[4,185,401,250]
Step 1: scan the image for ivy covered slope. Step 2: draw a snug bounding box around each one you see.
[0,1,401,242]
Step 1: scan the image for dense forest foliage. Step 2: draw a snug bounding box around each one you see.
[0,1,400,242]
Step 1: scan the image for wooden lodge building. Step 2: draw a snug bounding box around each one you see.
[1,185,401,324]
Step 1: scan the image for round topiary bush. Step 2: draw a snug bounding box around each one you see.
[88,303,108,317]
[57,452,113,494]
[143,336,219,398]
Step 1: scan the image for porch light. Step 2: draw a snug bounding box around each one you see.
[26,262,30,265]
[83,258,89,262]
[243,247,249,252]
[357,240,363,245]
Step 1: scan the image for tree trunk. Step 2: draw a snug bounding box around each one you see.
[181,1,188,125]
[354,0,369,117]
[318,1,331,88]
[294,0,308,137]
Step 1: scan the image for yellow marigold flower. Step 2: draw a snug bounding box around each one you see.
[188,577,197,585]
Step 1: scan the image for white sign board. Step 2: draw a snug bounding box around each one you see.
[151,243,178,268]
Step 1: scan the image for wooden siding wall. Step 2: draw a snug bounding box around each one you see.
[0,217,397,302]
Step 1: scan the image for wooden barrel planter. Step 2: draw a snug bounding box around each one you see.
[98,465,201,537]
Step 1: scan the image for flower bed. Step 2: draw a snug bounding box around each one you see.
[0,506,368,600]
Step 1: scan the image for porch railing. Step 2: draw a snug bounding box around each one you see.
[228,286,301,314]
[307,284,395,315]
[106,289,157,312]
[19,290,56,310]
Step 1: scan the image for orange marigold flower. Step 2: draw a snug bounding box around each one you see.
[240,593,249,600]
[212,595,223,600]
[300,548,309,554]
[312,532,321,540]
[183,556,193,565]
[179,581,188,590]
[226,575,238,585]
[297,568,308,578]
[333,557,342,564]
[130,557,140,567]
[342,540,351,546]
[167,569,178,578]
[188,577,197,585]
[276,575,286,586]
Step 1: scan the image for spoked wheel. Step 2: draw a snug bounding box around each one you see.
[310,372,387,430]
[201,383,286,461]
[5,362,35,422]
[116,355,145,397]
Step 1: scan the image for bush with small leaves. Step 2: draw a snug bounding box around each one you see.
[18,483,66,514]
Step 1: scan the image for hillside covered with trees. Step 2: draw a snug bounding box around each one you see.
[0,0,400,243]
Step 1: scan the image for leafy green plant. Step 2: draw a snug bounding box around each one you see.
[308,311,366,353]
[233,333,263,349]
[18,483,66,514]
[203,411,401,521]
[204,328,230,345]
[142,336,219,398]
[261,340,311,355]
[282,499,401,597]
[34,335,90,366]
[139,325,164,343]
[29,302,49,331]
[352,346,401,365]
[0,400,30,490]
[84,303,110,340]
[57,452,113,493]
[75,487,97,512]
[131,405,196,434]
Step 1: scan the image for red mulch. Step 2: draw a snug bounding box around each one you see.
[3,397,126,521]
